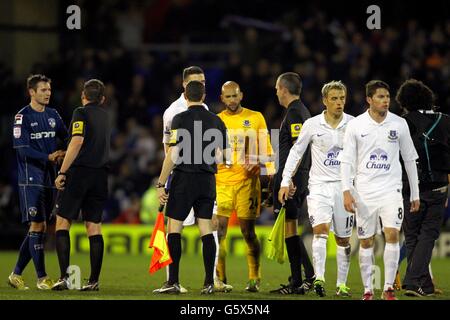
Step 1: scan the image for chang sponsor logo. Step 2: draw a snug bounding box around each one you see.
[323,146,342,167]
[366,148,390,171]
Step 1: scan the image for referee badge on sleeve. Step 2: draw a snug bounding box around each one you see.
[169,129,178,144]
[290,123,302,138]
[72,121,84,135]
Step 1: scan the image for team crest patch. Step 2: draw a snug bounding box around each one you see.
[358,226,365,236]
[243,120,251,128]
[388,130,398,141]
[48,118,56,128]
[29,207,37,217]
[13,126,21,138]
[14,114,23,125]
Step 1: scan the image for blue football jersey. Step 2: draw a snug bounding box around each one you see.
[13,105,68,187]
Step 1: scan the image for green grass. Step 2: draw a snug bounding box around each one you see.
[0,251,449,300]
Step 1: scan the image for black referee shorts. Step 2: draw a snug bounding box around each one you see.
[56,167,108,223]
[273,171,309,220]
[165,171,216,221]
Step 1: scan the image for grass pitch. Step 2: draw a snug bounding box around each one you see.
[0,251,449,300]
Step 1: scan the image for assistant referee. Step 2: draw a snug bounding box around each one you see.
[52,79,111,291]
[155,80,228,295]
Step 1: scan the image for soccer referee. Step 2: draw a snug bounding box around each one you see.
[52,79,111,291]
[155,80,228,294]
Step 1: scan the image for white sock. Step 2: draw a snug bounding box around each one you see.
[383,242,400,291]
[213,230,219,278]
[312,235,328,281]
[336,244,351,287]
[359,246,374,293]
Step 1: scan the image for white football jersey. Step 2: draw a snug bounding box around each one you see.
[337,110,418,202]
[282,111,354,187]
[162,93,209,144]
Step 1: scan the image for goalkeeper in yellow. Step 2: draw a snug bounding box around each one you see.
[215,81,274,292]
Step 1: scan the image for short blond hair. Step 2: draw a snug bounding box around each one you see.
[321,80,347,98]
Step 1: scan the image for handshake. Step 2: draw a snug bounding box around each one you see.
[48,150,66,165]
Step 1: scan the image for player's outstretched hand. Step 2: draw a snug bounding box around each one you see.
[55,174,66,190]
[410,199,420,213]
[49,150,66,164]
[278,186,290,206]
[55,150,66,165]
[343,190,356,213]
[288,181,296,198]
[158,187,169,205]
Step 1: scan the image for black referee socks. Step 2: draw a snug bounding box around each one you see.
[55,230,70,279]
[298,236,315,279]
[286,235,302,286]
[168,233,182,285]
[88,235,104,283]
[201,233,216,286]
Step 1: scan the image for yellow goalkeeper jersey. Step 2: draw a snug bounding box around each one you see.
[217,107,275,185]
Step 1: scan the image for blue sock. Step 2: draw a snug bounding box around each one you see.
[13,234,32,275]
[28,232,47,279]
[398,242,407,265]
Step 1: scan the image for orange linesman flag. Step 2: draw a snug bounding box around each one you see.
[148,205,172,274]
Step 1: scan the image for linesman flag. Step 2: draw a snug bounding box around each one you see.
[148,205,172,274]
[267,206,286,264]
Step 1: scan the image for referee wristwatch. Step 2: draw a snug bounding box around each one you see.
[155,182,165,188]
[57,171,67,177]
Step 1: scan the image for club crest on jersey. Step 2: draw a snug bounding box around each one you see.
[29,207,37,217]
[323,146,342,166]
[48,118,56,128]
[366,148,390,171]
[243,120,251,128]
[358,226,365,236]
[13,126,21,138]
[387,130,398,142]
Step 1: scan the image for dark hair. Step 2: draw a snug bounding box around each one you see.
[83,79,105,104]
[27,74,51,91]
[185,81,205,102]
[366,80,390,97]
[278,72,302,95]
[183,66,204,81]
[395,79,434,111]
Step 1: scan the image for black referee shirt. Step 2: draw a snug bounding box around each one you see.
[70,103,111,168]
[402,110,450,191]
[277,99,311,176]
[169,105,228,174]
